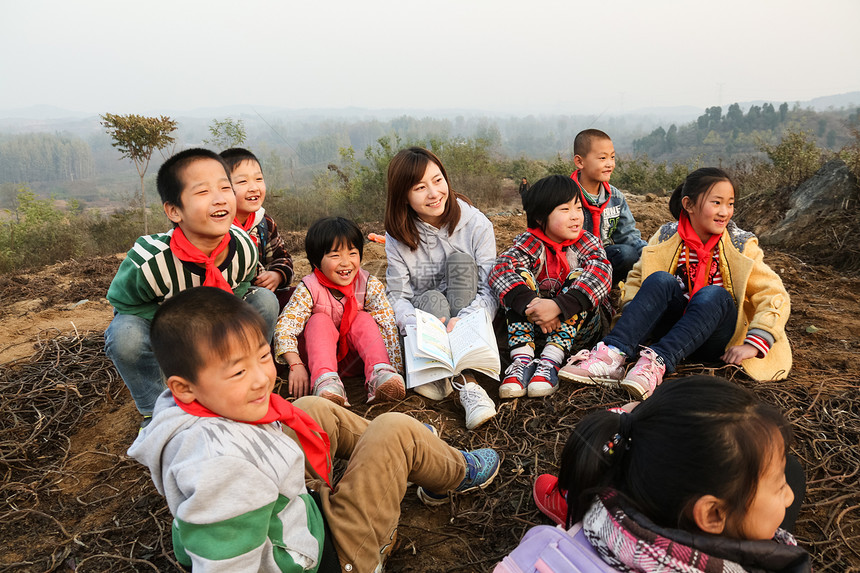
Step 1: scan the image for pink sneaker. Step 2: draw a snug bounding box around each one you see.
[533,473,568,526]
[314,373,350,407]
[620,348,666,400]
[558,342,626,386]
[367,364,406,404]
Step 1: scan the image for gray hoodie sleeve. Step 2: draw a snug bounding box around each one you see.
[456,212,499,320]
[385,234,418,333]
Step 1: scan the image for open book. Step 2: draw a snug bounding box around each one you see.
[404,308,501,389]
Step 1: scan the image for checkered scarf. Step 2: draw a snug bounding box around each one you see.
[582,490,809,573]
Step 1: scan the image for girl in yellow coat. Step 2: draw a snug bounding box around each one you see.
[560,167,791,399]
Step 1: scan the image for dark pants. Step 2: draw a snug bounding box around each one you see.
[604,272,737,372]
[605,243,642,286]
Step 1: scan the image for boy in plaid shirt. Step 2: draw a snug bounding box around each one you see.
[489,175,612,398]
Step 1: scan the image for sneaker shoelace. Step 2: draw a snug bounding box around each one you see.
[504,357,530,382]
[566,348,592,366]
[532,359,557,381]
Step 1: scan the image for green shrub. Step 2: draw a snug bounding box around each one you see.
[759,128,825,188]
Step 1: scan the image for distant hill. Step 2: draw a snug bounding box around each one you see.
[1,91,858,123]
[805,91,860,110]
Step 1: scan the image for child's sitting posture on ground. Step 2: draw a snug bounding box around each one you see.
[560,168,791,401]
[570,129,647,286]
[274,217,406,406]
[489,175,612,398]
[105,148,279,427]
[511,376,810,572]
[221,148,294,307]
[129,287,500,573]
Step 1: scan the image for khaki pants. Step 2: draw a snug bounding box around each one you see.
[289,396,467,572]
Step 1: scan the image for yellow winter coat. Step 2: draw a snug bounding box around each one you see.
[619,221,791,381]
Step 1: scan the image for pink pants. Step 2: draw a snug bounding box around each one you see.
[303,310,391,384]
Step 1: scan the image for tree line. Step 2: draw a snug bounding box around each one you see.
[0,133,95,183]
[633,102,859,160]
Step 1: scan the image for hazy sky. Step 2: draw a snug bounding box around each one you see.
[3,0,858,116]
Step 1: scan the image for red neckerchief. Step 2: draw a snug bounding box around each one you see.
[528,227,580,280]
[677,211,721,297]
[313,268,358,361]
[170,228,233,293]
[234,208,265,246]
[173,392,332,487]
[571,170,612,237]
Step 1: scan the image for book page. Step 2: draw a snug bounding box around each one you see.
[403,325,455,388]
[414,308,454,367]
[449,309,495,366]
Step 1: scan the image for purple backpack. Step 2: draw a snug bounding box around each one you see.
[494,524,618,573]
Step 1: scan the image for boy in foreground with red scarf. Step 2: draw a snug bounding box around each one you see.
[106,148,279,427]
[274,217,405,406]
[220,148,295,309]
[489,175,612,398]
[570,129,647,287]
[129,286,500,573]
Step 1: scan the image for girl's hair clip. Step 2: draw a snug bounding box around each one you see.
[603,433,624,455]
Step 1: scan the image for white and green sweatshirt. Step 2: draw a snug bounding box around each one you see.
[128,391,326,572]
[107,226,259,321]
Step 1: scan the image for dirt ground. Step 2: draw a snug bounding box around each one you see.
[1,192,859,572]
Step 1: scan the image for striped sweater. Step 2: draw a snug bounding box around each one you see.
[107,226,259,321]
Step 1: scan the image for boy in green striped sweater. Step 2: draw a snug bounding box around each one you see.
[105,148,279,426]
[129,287,500,572]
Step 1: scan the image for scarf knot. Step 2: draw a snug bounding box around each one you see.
[677,212,721,297]
[528,227,579,280]
[235,208,265,246]
[170,227,233,293]
[572,170,612,238]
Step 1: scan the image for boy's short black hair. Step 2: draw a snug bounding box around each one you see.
[220,147,263,174]
[151,287,267,383]
[305,216,364,270]
[573,129,612,157]
[157,148,231,207]
[522,175,581,229]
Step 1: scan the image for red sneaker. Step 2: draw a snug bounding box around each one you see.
[533,473,568,526]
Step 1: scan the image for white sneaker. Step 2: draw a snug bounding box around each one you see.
[413,377,454,401]
[453,374,496,430]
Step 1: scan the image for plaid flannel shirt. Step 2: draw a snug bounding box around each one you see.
[489,230,612,319]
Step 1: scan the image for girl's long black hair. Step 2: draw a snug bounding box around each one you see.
[558,375,791,532]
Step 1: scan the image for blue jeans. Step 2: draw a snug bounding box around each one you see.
[105,287,279,415]
[603,272,737,372]
[605,243,642,286]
